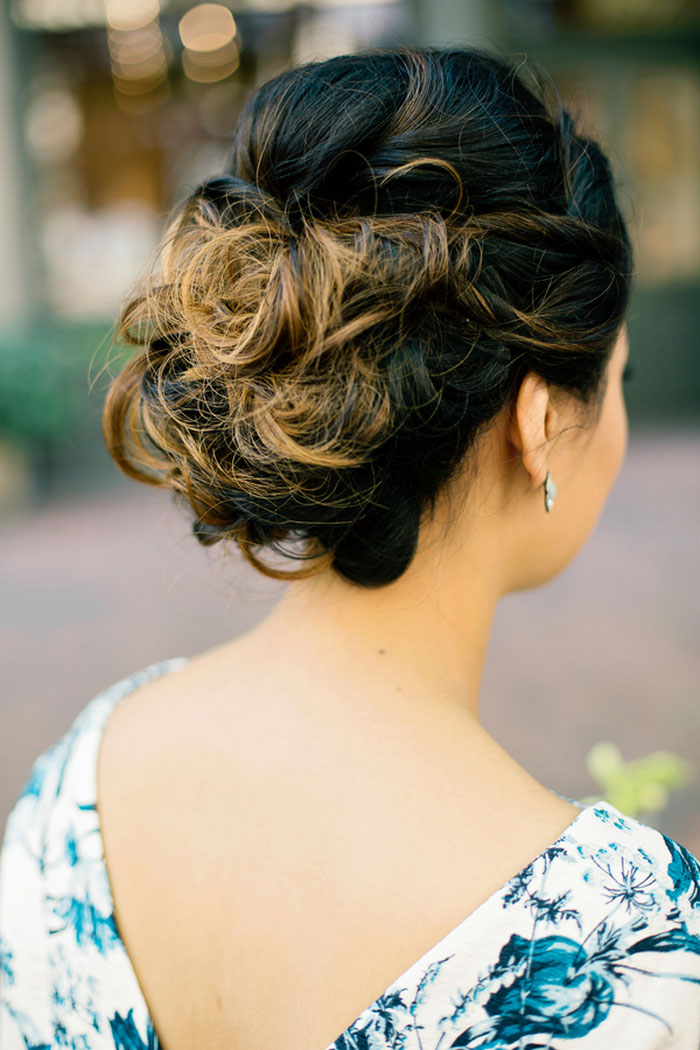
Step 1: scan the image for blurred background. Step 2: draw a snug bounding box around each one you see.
[0,0,698,848]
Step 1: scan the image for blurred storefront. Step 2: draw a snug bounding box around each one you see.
[0,0,698,504]
[3,0,411,321]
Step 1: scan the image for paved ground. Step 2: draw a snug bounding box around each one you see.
[1,429,699,853]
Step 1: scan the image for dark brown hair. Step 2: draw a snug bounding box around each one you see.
[103,45,632,588]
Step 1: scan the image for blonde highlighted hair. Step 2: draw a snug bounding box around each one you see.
[103,46,632,588]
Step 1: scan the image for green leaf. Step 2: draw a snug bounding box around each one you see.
[585,740,693,819]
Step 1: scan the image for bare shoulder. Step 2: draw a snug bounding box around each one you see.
[97,638,285,895]
[97,643,581,1050]
[96,641,283,1041]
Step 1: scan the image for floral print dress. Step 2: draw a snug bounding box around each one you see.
[1,658,700,1050]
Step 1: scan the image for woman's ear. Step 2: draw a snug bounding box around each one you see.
[508,372,558,488]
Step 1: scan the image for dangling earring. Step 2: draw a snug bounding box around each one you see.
[544,471,557,513]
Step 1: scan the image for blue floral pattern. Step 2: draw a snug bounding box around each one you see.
[1,660,700,1048]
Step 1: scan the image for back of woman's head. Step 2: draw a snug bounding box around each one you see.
[103,45,633,589]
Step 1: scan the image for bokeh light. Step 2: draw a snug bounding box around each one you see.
[105,0,160,32]
[179,3,236,50]
[179,4,239,83]
[105,0,169,105]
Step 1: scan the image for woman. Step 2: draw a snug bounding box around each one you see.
[2,44,699,1050]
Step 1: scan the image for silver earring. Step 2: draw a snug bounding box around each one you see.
[544,471,557,513]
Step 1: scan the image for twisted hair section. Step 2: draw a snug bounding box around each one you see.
[103,45,632,588]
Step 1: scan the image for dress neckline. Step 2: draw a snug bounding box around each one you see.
[86,657,611,1050]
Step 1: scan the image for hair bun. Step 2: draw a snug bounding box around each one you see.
[103,45,632,589]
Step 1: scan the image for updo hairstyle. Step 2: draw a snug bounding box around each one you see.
[103,46,632,589]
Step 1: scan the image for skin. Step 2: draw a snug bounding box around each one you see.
[97,325,630,1050]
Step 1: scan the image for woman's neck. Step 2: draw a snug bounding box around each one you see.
[243,541,500,730]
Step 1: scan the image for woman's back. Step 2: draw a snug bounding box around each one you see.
[95,634,581,1050]
[3,638,700,1049]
